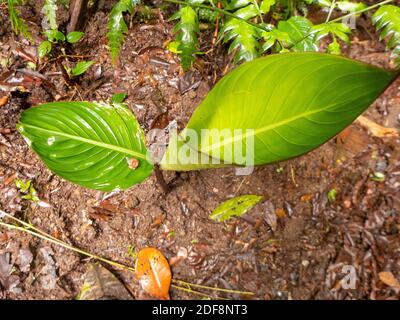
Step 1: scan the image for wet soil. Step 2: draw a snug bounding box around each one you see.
[0,1,399,300]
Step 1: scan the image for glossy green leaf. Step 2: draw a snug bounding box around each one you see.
[170,6,200,71]
[161,53,398,171]
[66,31,84,44]
[336,1,366,14]
[260,0,276,14]
[17,102,153,191]
[112,92,127,104]
[72,61,95,76]
[45,29,65,42]
[209,195,263,222]
[278,16,318,52]
[312,22,351,43]
[38,41,52,58]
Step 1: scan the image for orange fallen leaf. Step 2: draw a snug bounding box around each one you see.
[135,247,171,300]
[0,95,8,107]
[300,193,314,202]
[275,208,286,218]
[379,271,400,288]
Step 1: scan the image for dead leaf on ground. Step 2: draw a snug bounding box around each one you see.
[135,247,171,300]
[78,263,133,300]
[0,253,20,291]
[336,125,369,160]
[169,247,188,267]
[0,95,8,107]
[300,194,314,202]
[18,248,33,273]
[356,116,399,138]
[379,271,400,288]
[90,200,120,221]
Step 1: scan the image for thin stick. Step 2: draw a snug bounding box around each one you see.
[325,0,336,23]
[173,279,254,296]
[0,221,132,271]
[330,0,394,23]
[170,284,228,300]
[0,211,255,298]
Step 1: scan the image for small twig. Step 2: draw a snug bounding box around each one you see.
[56,59,73,87]
[325,0,336,23]
[0,210,255,299]
[290,164,298,187]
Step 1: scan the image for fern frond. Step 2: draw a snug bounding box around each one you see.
[311,22,351,54]
[170,5,200,71]
[42,0,58,30]
[220,3,263,63]
[372,4,400,67]
[277,16,318,52]
[107,0,139,64]
[222,18,260,63]
[7,0,31,40]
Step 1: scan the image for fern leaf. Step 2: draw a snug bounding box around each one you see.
[170,5,200,71]
[312,22,351,43]
[372,4,400,67]
[7,0,31,40]
[42,0,58,30]
[277,16,318,52]
[261,24,289,52]
[222,18,260,63]
[107,0,139,64]
[221,3,261,63]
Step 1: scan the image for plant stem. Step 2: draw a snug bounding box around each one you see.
[154,164,170,193]
[330,0,394,23]
[163,0,269,32]
[325,0,336,23]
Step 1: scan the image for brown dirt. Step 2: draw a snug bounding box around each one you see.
[0,1,399,300]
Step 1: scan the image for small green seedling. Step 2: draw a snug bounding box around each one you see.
[127,245,138,262]
[370,172,385,182]
[328,189,338,202]
[70,60,96,77]
[15,179,39,202]
[39,30,84,58]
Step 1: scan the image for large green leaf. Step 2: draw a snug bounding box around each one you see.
[161,53,398,170]
[17,102,153,191]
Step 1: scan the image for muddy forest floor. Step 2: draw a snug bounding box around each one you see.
[0,1,400,300]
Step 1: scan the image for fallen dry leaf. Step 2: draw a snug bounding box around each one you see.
[135,247,171,300]
[300,194,314,202]
[336,125,369,160]
[356,116,399,138]
[379,271,400,288]
[0,95,8,107]
[275,208,286,219]
[78,263,133,300]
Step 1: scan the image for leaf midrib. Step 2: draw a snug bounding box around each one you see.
[21,123,147,161]
[197,100,358,154]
